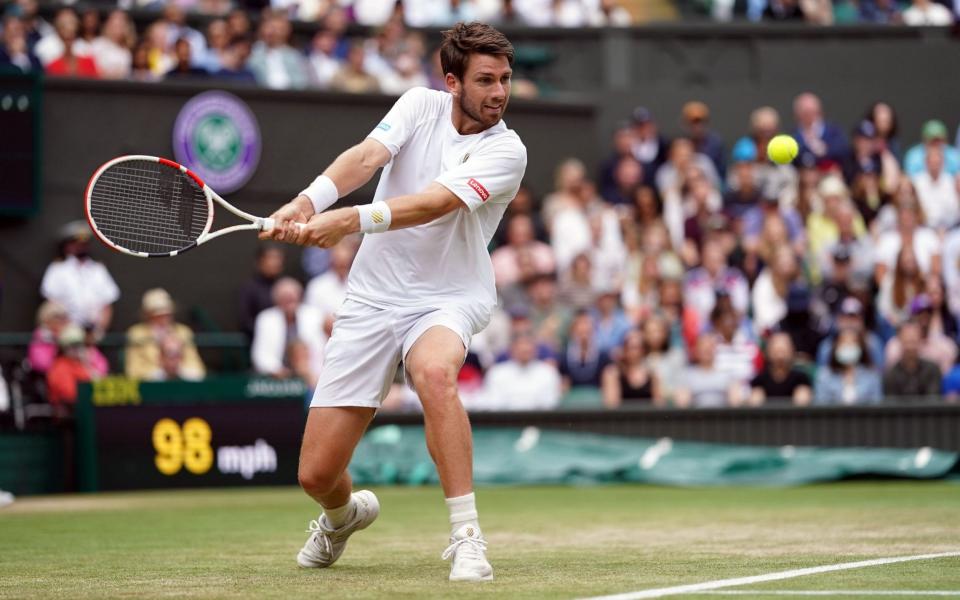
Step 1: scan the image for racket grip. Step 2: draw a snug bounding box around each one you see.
[260,218,305,232]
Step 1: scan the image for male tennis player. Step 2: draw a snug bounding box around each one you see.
[261,22,526,582]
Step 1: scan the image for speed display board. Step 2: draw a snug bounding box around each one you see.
[76,377,308,491]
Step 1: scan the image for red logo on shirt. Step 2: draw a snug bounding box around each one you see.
[468,178,490,202]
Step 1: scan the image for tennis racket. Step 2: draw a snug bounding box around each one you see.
[85,155,298,258]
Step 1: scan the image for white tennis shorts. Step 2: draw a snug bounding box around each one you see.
[309,299,490,409]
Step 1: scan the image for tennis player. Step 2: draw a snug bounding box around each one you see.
[261,22,526,582]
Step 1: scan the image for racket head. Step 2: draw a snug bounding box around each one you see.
[85,155,214,257]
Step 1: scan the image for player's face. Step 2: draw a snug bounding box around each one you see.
[449,54,512,133]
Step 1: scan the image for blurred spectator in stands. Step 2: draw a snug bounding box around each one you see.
[904,119,960,177]
[805,176,865,282]
[814,245,857,322]
[524,272,572,353]
[864,101,901,159]
[845,120,902,212]
[143,21,174,77]
[857,0,902,22]
[680,172,725,263]
[630,107,669,187]
[559,253,597,310]
[655,138,721,204]
[924,274,958,340]
[91,10,133,79]
[631,185,663,230]
[591,289,631,356]
[44,8,98,78]
[196,18,229,72]
[883,319,942,400]
[330,41,379,94]
[593,0,633,24]
[46,324,108,410]
[602,329,659,407]
[877,243,926,334]
[681,101,726,180]
[477,329,561,411]
[252,277,326,379]
[306,28,342,89]
[816,296,884,367]
[28,301,71,375]
[34,7,90,66]
[164,38,209,80]
[542,158,586,232]
[791,93,849,169]
[752,246,802,336]
[902,0,954,23]
[41,221,119,337]
[683,237,749,327]
[493,213,555,289]
[550,179,621,272]
[78,8,98,46]
[226,8,252,39]
[0,14,42,73]
[777,285,823,360]
[885,294,957,375]
[249,12,308,90]
[602,155,643,207]
[723,137,762,222]
[272,0,332,21]
[494,184,547,247]
[150,336,200,382]
[675,332,744,408]
[381,51,429,95]
[660,276,700,351]
[305,236,357,316]
[159,4,205,61]
[125,289,205,382]
[875,199,940,283]
[213,36,256,84]
[493,308,557,364]
[912,145,960,232]
[814,328,882,405]
[129,40,156,82]
[14,0,51,50]
[750,332,812,406]
[763,0,805,20]
[559,310,609,389]
[640,314,686,403]
[742,182,806,264]
[710,299,761,384]
[239,244,284,339]
[599,122,634,202]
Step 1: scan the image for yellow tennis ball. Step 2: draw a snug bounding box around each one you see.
[767,135,799,165]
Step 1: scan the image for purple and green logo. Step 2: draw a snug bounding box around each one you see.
[173,91,260,194]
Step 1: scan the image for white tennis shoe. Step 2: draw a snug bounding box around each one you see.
[442,524,493,582]
[296,490,380,568]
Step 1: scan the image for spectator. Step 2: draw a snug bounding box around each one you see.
[818,203,875,288]
[752,246,802,335]
[129,40,157,82]
[750,332,813,405]
[559,310,610,389]
[601,329,659,407]
[681,101,725,180]
[874,200,940,284]
[248,12,308,90]
[493,308,558,365]
[329,41,380,94]
[380,52,429,95]
[549,176,620,271]
[660,276,701,351]
[524,272,572,353]
[306,28,343,89]
[912,145,960,232]
[878,243,926,332]
[40,221,119,336]
[493,184,547,247]
[492,213,556,288]
[777,285,824,361]
[159,4,206,61]
[601,155,643,206]
[196,18,229,72]
[655,138,721,202]
[814,328,883,405]
[903,119,960,177]
[558,253,596,310]
[78,7,99,46]
[34,7,92,66]
[814,245,856,322]
[804,176,865,281]
[902,0,954,23]
[924,275,958,340]
[44,8,99,78]
[710,300,761,384]
[28,301,71,374]
[125,289,205,382]
[883,320,942,400]
[251,277,327,379]
[542,157,586,234]
[0,14,43,73]
[884,294,958,375]
[723,137,762,221]
[599,122,635,202]
[164,38,208,80]
[630,107,670,186]
[683,237,750,325]
[865,101,901,159]
[742,184,806,261]
[681,171,725,261]
[46,324,108,409]
[305,236,358,320]
[791,92,849,169]
[477,330,561,411]
[213,36,256,84]
[640,314,687,402]
[90,10,132,79]
[675,333,744,408]
[226,7,253,39]
[238,244,284,339]
[817,296,885,367]
[591,289,632,356]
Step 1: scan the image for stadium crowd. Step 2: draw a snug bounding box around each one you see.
[0,0,956,93]
[14,85,960,413]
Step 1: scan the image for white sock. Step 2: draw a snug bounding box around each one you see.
[323,497,356,528]
[445,492,480,535]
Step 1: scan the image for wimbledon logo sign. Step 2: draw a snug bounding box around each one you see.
[172,90,260,194]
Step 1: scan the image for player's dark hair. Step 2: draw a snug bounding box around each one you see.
[439,22,514,82]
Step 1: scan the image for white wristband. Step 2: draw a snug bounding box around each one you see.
[299,174,339,214]
[356,201,392,234]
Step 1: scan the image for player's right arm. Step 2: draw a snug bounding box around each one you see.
[261,138,392,242]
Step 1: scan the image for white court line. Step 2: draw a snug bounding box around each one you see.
[703,591,960,596]
[581,551,960,600]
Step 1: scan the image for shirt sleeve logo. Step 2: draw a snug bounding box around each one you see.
[376,122,391,131]
[467,178,490,202]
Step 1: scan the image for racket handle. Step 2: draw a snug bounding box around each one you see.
[260,218,305,232]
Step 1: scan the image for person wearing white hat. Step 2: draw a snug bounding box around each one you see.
[124,289,205,381]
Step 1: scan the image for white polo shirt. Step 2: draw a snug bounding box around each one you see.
[347,87,527,314]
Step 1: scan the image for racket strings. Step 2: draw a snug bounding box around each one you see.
[88,160,209,254]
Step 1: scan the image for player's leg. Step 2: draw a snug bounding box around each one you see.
[405,325,493,582]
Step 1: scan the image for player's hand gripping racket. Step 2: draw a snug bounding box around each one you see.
[85,155,300,257]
